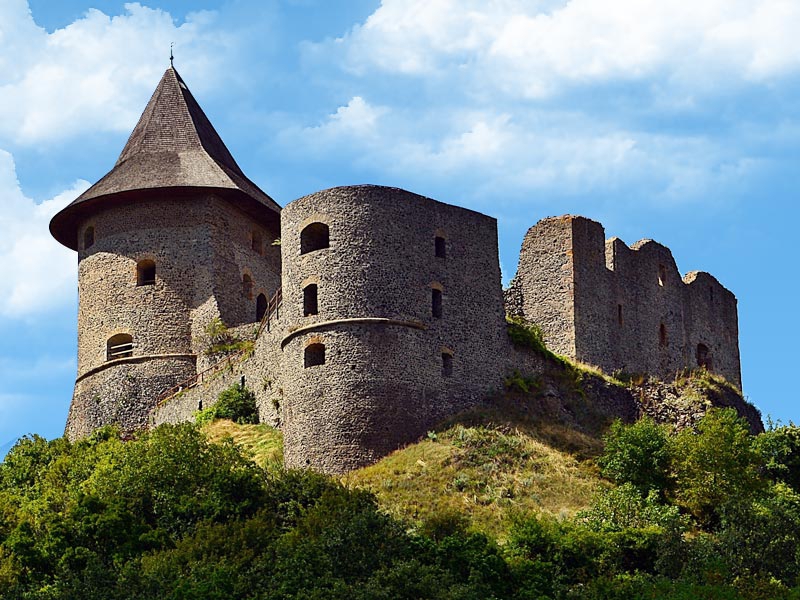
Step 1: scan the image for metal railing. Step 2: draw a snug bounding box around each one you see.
[155,287,282,405]
[256,288,282,336]
[107,342,134,360]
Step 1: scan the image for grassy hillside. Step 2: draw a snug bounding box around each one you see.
[202,419,283,469]
[205,394,610,541]
[3,377,795,597]
[198,364,761,542]
[342,418,605,540]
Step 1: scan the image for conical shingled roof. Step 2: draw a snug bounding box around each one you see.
[50,67,280,250]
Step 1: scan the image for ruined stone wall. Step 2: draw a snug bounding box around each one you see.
[279,185,508,473]
[683,271,741,388]
[505,217,577,357]
[67,193,281,439]
[509,215,741,388]
[592,231,688,380]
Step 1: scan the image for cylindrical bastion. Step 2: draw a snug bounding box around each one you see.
[279,185,507,472]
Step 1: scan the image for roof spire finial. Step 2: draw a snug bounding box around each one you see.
[169,42,174,67]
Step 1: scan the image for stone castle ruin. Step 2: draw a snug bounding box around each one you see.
[50,67,742,473]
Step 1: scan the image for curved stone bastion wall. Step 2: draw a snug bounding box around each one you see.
[279,185,508,472]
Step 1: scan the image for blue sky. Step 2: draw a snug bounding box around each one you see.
[1,0,798,452]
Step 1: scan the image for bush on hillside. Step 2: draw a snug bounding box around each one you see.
[597,417,672,497]
[754,422,800,492]
[197,383,259,425]
[672,408,764,524]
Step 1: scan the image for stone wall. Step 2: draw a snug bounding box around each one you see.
[67,356,196,438]
[508,216,742,389]
[66,192,281,440]
[504,216,577,357]
[151,311,285,428]
[279,185,508,472]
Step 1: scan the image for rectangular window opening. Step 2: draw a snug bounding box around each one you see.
[303,284,319,317]
[435,236,446,258]
[442,353,453,377]
[431,288,443,319]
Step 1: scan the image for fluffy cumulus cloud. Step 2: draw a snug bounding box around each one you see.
[0,149,87,317]
[303,96,390,143]
[0,1,233,144]
[291,0,799,205]
[291,96,759,204]
[336,0,800,97]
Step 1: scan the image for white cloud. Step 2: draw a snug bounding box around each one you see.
[288,97,760,205]
[303,96,389,143]
[0,149,87,316]
[0,1,234,144]
[334,0,800,97]
[292,96,389,154]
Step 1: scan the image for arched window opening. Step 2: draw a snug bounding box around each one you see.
[442,353,453,377]
[431,288,443,319]
[251,230,263,255]
[435,236,446,258]
[697,343,712,369]
[83,226,95,250]
[659,323,668,347]
[300,222,330,254]
[658,264,666,287]
[617,304,623,326]
[136,260,156,286]
[242,274,253,299]
[304,343,325,368]
[303,284,318,316]
[107,334,133,361]
[256,293,268,321]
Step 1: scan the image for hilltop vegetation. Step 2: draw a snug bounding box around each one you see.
[2,401,799,599]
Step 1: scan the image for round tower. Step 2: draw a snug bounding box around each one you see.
[50,67,281,439]
[280,185,507,473]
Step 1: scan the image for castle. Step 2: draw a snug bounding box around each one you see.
[50,67,742,473]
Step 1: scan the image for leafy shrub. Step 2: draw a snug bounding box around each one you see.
[578,483,689,533]
[597,417,672,496]
[755,423,800,491]
[504,370,539,393]
[203,318,253,357]
[197,383,258,425]
[506,315,550,356]
[672,408,764,524]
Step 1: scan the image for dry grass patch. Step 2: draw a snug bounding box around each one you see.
[202,419,283,469]
[343,421,605,541]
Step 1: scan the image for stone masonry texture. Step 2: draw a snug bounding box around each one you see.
[53,66,747,474]
[506,216,742,389]
[278,186,508,473]
[65,193,280,439]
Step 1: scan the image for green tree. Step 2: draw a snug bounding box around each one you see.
[597,417,672,496]
[579,483,689,533]
[196,383,259,425]
[755,423,800,491]
[672,408,764,524]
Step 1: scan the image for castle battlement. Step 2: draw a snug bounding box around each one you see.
[506,215,741,389]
